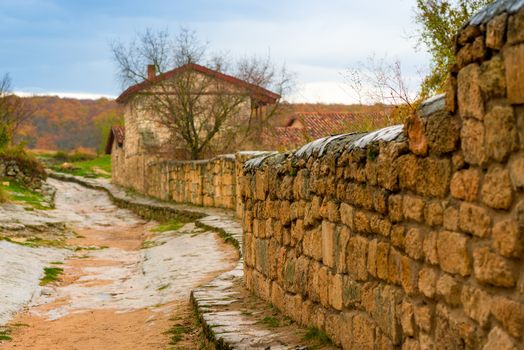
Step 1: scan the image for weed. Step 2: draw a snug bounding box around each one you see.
[50,261,64,265]
[40,267,63,286]
[74,245,108,251]
[152,219,184,233]
[1,180,49,210]
[303,326,334,345]
[258,316,280,328]
[0,328,11,341]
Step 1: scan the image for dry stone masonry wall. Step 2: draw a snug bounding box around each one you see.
[240,2,524,349]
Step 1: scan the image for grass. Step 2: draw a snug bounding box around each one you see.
[0,236,66,249]
[51,155,112,179]
[157,283,170,291]
[0,180,50,210]
[258,316,280,328]
[39,267,64,286]
[165,324,191,345]
[152,219,184,233]
[303,326,334,346]
[0,328,11,341]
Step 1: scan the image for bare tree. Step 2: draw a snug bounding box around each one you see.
[343,54,422,129]
[112,28,293,159]
[0,74,31,148]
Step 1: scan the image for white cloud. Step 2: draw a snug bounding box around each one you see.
[15,91,115,100]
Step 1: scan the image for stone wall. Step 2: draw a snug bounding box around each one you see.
[0,156,46,189]
[239,2,524,349]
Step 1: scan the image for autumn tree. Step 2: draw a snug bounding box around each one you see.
[413,0,494,96]
[111,28,293,159]
[0,74,31,148]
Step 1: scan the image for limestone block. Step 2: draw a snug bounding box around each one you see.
[271,282,285,311]
[437,231,471,276]
[456,36,486,68]
[458,25,481,45]
[481,166,513,210]
[473,247,515,287]
[388,194,403,223]
[302,227,322,261]
[328,273,344,311]
[423,230,439,265]
[321,221,336,268]
[342,276,362,308]
[414,304,433,333]
[397,154,418,192]
[354,210,371,233]
[485,105,517,162]
[400,255,419,295]
[391,224,406,249]
[279,200,292,226]
[461,285,491,326]
[446,74,458,113]
[480,55,506,99]
[400,300,415,337]
[376,242,390,281]
[387,247,402,285]
[482,327,518,350]
[461,118,487,165]
[508,7,524,45]
[458,64,484,120]
[340,203,354,229]
[426,111,460,154]
[486,13,508,49]
[292,169,310,200]
[418,266,438,298]
[318,266,330,308]
[403,195,425,223]
[417,157,451,198]
[335,226,350,274]
[370,215,392,237]
[490,296,524,338]
[504,44,524,104]
[367,239,378,277]
[459,202,492,237]
[436,274,462,306]
[405,228,425,261]
[352,313,376,350]
[450,168,481,201]
[492,219,524,258]
[255,171,268,200]
[443,206,459,231]
[406,114,428,156]
[509,153,524,189]
[255,239,269,275]
[347,235,369,281]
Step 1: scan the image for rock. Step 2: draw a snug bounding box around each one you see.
[461,118,486,165]
[458,63,484,120]
[450,168,480,202]
[486,13,508,50]
[485,104,517,162]
[504,44,524,104]
[481,166,513,210]
[473,247,516,287]
[437,231,471,276]
[492,219,524,258]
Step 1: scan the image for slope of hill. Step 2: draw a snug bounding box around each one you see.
[17,96,121,151]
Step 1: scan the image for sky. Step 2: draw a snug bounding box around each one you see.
[0,0,431,103]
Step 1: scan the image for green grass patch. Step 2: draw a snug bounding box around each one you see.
[258,316,280,328]
[0,236,66,249]
[303,326,334,345]
[51,155,111,179]
[165,324,191,345]
[0,328,11,341]
[39,267,64,286]
[152,219,184,233]
[0,180,50,210]
[50,261,64,265]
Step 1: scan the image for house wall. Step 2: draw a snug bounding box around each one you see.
[239,5,524,349]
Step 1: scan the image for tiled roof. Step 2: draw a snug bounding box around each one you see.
[105,125,125,154]
[116,63,280,104]
[263,112,366,148]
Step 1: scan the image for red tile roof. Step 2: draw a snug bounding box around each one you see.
[105,125,125,154]
[262,112,382,149]
[116,63,280,104]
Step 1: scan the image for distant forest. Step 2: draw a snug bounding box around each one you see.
[16,96,121,151]
[15,96,392,152]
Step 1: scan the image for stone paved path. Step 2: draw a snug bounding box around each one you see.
[0,178,237,349]
[48,173,338,350]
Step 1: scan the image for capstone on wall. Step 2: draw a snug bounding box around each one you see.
[240,2,524,349]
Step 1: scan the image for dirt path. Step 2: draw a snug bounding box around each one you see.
[2,179,237,349]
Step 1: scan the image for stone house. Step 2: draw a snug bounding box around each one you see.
[106,63,280,192]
